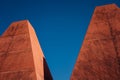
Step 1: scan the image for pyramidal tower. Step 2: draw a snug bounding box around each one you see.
[0,20,52,80]
[71,4,120,80]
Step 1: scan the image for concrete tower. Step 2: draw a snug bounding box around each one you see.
[71,4,120,80]
[0,20,52,80]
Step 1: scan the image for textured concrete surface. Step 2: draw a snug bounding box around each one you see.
[71,4,120,80]
[0,20,52,80]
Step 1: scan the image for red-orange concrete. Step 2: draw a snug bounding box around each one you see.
[71,4,120,80]
[0,20,52,80]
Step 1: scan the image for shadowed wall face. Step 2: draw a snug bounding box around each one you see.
[71,4,120,80]
[43,58,53,80]
[0,20,52,80]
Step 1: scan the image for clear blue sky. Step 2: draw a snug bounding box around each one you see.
[0,0,120,80]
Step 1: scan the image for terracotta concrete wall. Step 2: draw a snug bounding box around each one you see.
[0,20,36,80]
[0,20,52,80]
[71,4,120,80]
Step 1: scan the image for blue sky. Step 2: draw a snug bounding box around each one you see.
[0,0,120,80]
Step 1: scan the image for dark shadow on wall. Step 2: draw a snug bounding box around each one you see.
[43,58,53,80]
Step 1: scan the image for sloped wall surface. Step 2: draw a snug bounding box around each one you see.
[0,20,52,80]
[71,4,120,80]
